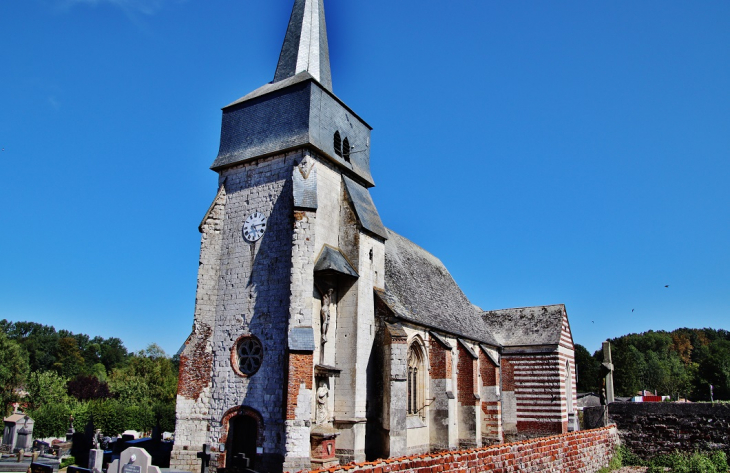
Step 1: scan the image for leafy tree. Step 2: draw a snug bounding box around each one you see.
[1,320,60,372]
[67,375,112,401]
[697,340,730,401]
[0,331,29,415]
[25,371,69,410]
[97,337,128,372]
[109,344,178,404]
[1,320,130,375]
[574,344,600,392]
[54,336,85,378]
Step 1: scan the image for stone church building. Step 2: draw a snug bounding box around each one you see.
[171,1,578,472]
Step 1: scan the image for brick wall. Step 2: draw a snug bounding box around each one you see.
[286,353,314,420]
[456,344,476,406]
[298,426,619,473]
[429,338,447,380]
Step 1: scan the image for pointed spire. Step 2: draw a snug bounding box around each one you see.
[273,0,333,91]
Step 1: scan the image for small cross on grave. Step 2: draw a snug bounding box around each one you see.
[196,444,211,473]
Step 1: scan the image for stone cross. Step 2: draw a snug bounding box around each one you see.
[196,444,211,473]
[600,341,615,404]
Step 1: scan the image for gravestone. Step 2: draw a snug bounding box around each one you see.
[88,448,103,473]
[106,447,161,473]
[68,467,92,473]
[30,462,54,473]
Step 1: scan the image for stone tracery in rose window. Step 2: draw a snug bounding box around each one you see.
[236,336,263,376]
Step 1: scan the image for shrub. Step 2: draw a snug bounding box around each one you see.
[28,403,73,438]
[710,451,728,472]
[123,404,155,433]
[153,401,176,433]
[59,456,75,469]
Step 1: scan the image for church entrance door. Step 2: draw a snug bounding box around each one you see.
[226,415,258,472]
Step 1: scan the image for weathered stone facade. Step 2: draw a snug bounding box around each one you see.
[171,1,578,472]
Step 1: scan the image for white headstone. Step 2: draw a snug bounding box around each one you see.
[88,449,103,473]
[108,447,154,473]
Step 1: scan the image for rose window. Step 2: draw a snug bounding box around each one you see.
[236,336,263,376]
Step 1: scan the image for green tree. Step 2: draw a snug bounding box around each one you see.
[54,336,85,378]
[0,332,29,415]
[25,370,69,410]
[698,340,730,401]
[574,344,600,392]
[1,320,60,372]
[109,344,178,404]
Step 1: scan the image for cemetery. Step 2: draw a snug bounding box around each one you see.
[1,407,178,473]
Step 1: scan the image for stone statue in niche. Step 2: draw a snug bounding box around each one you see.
[315,380,329,425]
[320,288,334,343]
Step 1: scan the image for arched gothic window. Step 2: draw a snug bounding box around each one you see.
[333,131,342,157]
[342,137,350,161]
[407,342,425,418]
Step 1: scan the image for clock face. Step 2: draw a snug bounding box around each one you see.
[243,212,267,242]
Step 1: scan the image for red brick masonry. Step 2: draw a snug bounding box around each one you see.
[300,426,619,473]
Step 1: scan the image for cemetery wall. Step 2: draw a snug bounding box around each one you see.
[299,426,619,473]
[587,403,730,459]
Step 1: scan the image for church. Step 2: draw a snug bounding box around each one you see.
[170,1,578,472]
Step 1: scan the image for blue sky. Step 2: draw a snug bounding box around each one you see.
[1,0,728,356]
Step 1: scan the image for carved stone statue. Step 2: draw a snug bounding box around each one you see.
[315,381,329,425]
[320,288,334,343]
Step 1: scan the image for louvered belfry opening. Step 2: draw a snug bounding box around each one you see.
[334,131,342,157]
[342,137,350,161]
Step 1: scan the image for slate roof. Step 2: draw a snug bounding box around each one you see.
[314,245,358,278]
[273,0,332,92]
[379,229,500,347]
[343,176,388,239]
[481,304,566,347]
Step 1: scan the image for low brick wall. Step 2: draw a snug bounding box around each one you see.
[590,402,730,459]
[304,426,619,473]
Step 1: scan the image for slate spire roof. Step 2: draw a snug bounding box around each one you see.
[274,0,333,92]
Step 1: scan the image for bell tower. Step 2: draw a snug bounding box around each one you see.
[172,1,387,471]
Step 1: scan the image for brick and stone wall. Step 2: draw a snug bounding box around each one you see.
[298,426,619,473]
[586,403,730,459]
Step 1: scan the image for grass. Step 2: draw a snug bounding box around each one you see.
[598,446,729,473]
